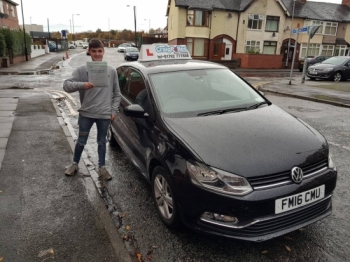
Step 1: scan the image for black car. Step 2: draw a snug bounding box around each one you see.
[307,56,350,82]
[298,55,329,72]
[108,46,337,241]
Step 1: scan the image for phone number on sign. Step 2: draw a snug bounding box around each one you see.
[157,54,189,59]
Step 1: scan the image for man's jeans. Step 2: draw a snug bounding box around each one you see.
[73,115,110,167]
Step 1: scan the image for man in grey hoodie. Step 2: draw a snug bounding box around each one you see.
[63,38,121,180]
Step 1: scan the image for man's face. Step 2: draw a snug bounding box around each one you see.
[89,47,105,61]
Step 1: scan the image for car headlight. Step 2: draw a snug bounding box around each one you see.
[322,68,333,72]
[186,161,253,196]
[328,152,336,171]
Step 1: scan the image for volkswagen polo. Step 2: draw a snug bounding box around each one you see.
[108,45,337,241]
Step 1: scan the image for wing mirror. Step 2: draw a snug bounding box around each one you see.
[123,104,149,118]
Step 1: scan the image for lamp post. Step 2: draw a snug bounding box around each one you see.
[72,13,79,42]
[20,0,28,61]
[144,19,150,34]
[285,0,296,68]
[127,5,137,46]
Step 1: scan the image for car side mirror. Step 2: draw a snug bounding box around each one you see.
[123,104,149,118]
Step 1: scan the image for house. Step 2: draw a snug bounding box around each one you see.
[0,0,19,29]
[166,0,350,69]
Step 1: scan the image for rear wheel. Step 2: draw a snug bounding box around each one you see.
[333,72,342,82]
[152,166,181,229]
[107,125,119,147]
[308,77,315,80]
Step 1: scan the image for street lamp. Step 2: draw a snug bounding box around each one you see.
[144,19,150,34]
[20,0,28,61]
[72,13,79,42]
[285,0,296,68]
[127,5,137,46]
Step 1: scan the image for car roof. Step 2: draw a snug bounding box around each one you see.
[119,59,227,75]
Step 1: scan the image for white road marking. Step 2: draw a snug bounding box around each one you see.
[328,141,350,151]
[53,90,78,106]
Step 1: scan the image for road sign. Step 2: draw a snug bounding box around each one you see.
[292,27,308,34]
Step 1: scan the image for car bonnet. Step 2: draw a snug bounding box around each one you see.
[163,105,327,178]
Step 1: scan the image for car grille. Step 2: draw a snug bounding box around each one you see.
[199,196,331,238]
[247,158,328,190]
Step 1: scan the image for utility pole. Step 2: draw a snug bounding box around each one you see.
[20,0,28,61]
[288,30,299,85]
[301,25,321,83]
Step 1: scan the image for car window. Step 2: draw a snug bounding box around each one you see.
[123,69,146,104]
[126,47,139,52]
[117,66,129,94]
[149,69,265,117]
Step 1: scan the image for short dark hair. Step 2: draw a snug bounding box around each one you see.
[89,38,104,49]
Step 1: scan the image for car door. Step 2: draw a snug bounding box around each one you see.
[115,67,153,172]
[343,59,350,79]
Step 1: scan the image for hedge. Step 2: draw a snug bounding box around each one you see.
[0,28,31,57]
[0,33,5,57]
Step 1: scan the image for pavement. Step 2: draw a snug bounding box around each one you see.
[0,53,349,261]
[0,54,133,261]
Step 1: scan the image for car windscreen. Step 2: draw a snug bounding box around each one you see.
[126,48,138,52]
[322,57,348,65]
[149,69,266,118]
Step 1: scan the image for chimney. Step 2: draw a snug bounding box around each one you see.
[342,0,350,5]
[300,0,307,3]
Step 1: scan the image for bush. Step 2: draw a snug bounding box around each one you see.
[0,33,5,57]
[0,28,31,56]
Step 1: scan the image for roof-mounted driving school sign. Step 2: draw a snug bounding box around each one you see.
[139,45,192,61]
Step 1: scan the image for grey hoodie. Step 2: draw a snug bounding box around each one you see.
[63,64,121,119]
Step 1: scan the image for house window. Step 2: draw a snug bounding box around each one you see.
[247,14,264,30]
[263,41,277,54]
[187,10,209,27]
[324,22,337,35]
[245,40,260,53]
[0,1,4,13]
[321,45,334,56]
[334,45,347,56]
[300,43,321,58]
[11,5,15,17]
[265,16,279,32]
[186,38,208,57]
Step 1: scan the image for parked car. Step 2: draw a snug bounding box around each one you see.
[68,43,75,49]
[117,43,132,52]
[82,42,89,49]
[298,55,330,72]
[108,45,337,242]
[307,56,350,82]
[124,47,139,61]
[86,47,90,56]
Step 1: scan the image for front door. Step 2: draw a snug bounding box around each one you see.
[223,38,232,60]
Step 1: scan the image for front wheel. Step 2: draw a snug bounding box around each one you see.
[107,124,119,147]
[152,166,181,229]
[333,72,342,82]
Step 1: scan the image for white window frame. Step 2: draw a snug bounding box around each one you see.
[304,20,338,36]
[0,1,4,13]
[300,43,321,58]
[245,40,261,53]
[263,41,277,54]
[11,5,15,17]
[334,45,347,56]
[321,45,334,56]
[247,14,264,30]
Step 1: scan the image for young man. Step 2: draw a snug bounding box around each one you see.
[63,38,121,180]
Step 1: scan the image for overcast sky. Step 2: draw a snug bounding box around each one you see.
[17,0,342,33]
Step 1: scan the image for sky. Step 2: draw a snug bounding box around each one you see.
[16,0,342,33]
[17,0,169,33]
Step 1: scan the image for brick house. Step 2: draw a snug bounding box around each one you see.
[166,0,350,69]
[0,0,19,29]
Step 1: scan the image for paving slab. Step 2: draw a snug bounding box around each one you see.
[0,117,15,123]
[0,129,11,138]
[0,138,8,149]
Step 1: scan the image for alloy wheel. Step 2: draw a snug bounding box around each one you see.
[334,72,342,82]
[153,174,174,220]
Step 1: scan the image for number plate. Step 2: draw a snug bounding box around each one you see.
[275,185,325,214]
[309,71,317,75]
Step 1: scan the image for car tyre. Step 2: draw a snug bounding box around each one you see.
[152,166,181,229]
[107,125,119,147]
[333,72,342,82]
[308,77,315,80]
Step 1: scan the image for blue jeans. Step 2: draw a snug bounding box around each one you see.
[73,115,110,167]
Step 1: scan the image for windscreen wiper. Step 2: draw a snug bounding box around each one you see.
[197,107,247,116]
[246,101,268,110]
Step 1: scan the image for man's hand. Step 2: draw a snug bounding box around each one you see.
[84,82,94,89]
[110,114,116,122]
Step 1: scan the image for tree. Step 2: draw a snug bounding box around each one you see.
[0,33,5,57]
[110,30,116,36]
[96,28,102,33]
